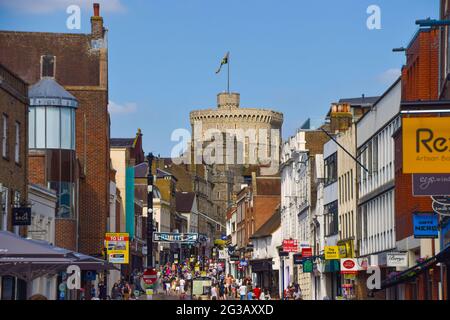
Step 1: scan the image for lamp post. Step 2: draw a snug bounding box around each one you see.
[146,153,154,269]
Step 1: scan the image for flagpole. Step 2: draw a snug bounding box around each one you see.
[227,52,230,94]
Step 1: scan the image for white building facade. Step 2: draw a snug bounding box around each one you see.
[27,184,58,300]
[356,80,401,278]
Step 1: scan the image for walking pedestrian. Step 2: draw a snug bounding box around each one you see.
[239,282,247,300]
[111,283,122,300]
[98,282,107,300]
[253,285,261,300]
[211,284,219,300]
[122,282,131,300]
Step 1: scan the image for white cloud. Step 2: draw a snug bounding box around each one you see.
[377,68,401,85]
[108,101,138,115]
[0,0,125,14]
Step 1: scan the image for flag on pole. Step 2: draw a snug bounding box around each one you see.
[215,52,229,74]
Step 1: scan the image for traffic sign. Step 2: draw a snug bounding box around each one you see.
[143,268,157,285]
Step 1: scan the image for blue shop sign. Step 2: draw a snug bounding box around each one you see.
[441,217,450,250]
[413,213,439,239]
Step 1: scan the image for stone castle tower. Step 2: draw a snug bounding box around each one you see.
[189,92,283,233]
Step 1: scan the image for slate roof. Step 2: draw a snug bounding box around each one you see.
[29,77,78,108]
[338,96,380,106]
[110,138,135,148]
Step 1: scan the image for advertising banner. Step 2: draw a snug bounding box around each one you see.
[403,117,450,174]
[105,233,129,264]
[413,213,439,239]
[324,246,340,260]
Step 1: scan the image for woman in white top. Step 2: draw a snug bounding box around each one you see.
[211,285,219,300]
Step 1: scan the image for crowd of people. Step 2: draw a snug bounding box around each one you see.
[85,262,305,301]
[209,276,273,300]
[152,261,275,300]
[283,283,303,300]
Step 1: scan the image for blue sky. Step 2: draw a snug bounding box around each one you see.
[0,0,439,156]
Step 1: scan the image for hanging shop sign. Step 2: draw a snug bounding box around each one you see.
[229,255,240,262]
[432,201,450,216]
[301,247,312,258]
[340,258,358,274]
[413,213,439,239]
[293,253,303,265]
[218,249,227,260]
[413,174,450,196]
[239,260,248,267]
[402,117,450,174]
[105,233,129,264]
[387,252,408,268]
[337,239,354,258]
[344,273,356,280]
[153,232,198,243]
[282,239,298,252]
[357,257,369,271]
[324,246,340,260]
[441,218,450,250]
[12,207,31,226]
[302,259,313,273]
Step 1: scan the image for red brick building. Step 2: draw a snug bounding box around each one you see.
[0,64,28,233]
[0,4,110,256]
[235,172,281,277]
[391,26,448,300]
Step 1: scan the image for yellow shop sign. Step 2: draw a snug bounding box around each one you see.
[324,246,340,260]
[403,117,450,173]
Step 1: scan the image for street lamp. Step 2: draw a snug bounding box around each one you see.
[146,153,154,269]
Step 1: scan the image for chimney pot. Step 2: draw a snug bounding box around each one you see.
[94,3,100,17]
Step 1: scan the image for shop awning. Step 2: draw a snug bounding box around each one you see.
[371,245,450,293]
[0,231,117,282]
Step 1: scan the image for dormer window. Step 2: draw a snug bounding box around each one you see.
[41,55,55,78]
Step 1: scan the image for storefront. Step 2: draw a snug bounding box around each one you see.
[250,258,274,290]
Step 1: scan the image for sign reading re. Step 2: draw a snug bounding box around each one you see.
[403,117,450,173]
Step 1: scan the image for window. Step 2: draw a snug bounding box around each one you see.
[49,181,75,219]
[29,108,36,149]
[324,153,337,185]
[41,55,55,78]
[373,136,379,173]
[14,122,20,164]
[2,114,8,158]
[324,201,338,237]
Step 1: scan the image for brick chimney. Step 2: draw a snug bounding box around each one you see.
[91,3,104,39]
[329,103,353,133]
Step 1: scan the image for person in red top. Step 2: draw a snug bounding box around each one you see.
[253,285,262,300]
